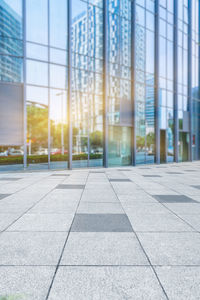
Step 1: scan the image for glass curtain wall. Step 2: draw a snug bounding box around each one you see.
[177,0,189,162]
[0,0,23,168]
[158,0,174,163]
[191,0,200,160]
[107,0,132,167]
[135,0,155,165]
[26,0,68,169]
[0,0,200,171]
[71,0,103,168]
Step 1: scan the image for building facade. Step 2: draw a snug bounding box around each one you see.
[0,0,199,170]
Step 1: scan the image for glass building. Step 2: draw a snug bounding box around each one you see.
[0,0,199,170]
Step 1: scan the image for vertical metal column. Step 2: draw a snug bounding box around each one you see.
[155,0,160,164]
[23,0,27,169]
[68,0,72,169]
[103,0,108,168]
[131,0,136,166]
[198,0,200,160]
[47,0,51,169]
[188,0,192,161]
[174,0,179,162]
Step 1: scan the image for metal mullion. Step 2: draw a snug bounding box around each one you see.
[188,0,192,161]
[174,0,179,163]
[103,0,108,168]
[47,0,51,169]
[68,0,72,169]
[155,0,160,164]
[23,0,27,169]
[131,0,136,166]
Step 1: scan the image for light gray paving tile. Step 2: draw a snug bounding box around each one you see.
[117,169,132,171]
[48,266,166,300]
[138,232,200,265]
[143,175,162,178]
[153,195,198,203]
[0,232,66,265]
[0,178,22,181]
[0,214,20,231]
[51,174,70,177]
[180,214,200,231]
[77,202,124,214]
[155,266,200,300]
[61,232,148,265]
[166,172,183,175]
[109,179,132,182]
[7,214,74,232]
[122,203,170,214]
[30,199,78,214]
[56,184,85,189]
[118,194,158,203]
[81,191,118,202]
[71,214,133,232]
[0,266,55,300]
[128,213,193,232]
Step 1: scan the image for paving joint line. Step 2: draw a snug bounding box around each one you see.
[106,172,170,300]
[45,172,90,300]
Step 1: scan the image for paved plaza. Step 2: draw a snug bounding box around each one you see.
[0,162,200,299]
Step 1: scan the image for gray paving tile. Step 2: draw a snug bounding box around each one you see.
[56,184,85,189]
[109,179,132,182]
[139,167,151,169]
[191,185,200,190]
[0,193,11,200]
[61,232,148,265]
[48,266,166,300]
[138,232,200,265]
[143,175,162,178]
[153,195,198,203]
[117,169,132,171]
[77,202,124,214]
[8,214,74,232]
[155,266,200,300]
[0,266,55,300]
[0,232,66,265]
[184,170,197,172]
[71,214,133,232]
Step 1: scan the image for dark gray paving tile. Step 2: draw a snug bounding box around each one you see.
[0,178,22,181]
[143,175,161,178]
[166,172,183,174]
[56,184,85,189]
[153,195,198,203]
[71,214,133,232]
[51,174,70,177]
[191,185,200,190]
[184,170,197,172]
[109,179,132,182]
[0,194,11,200]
